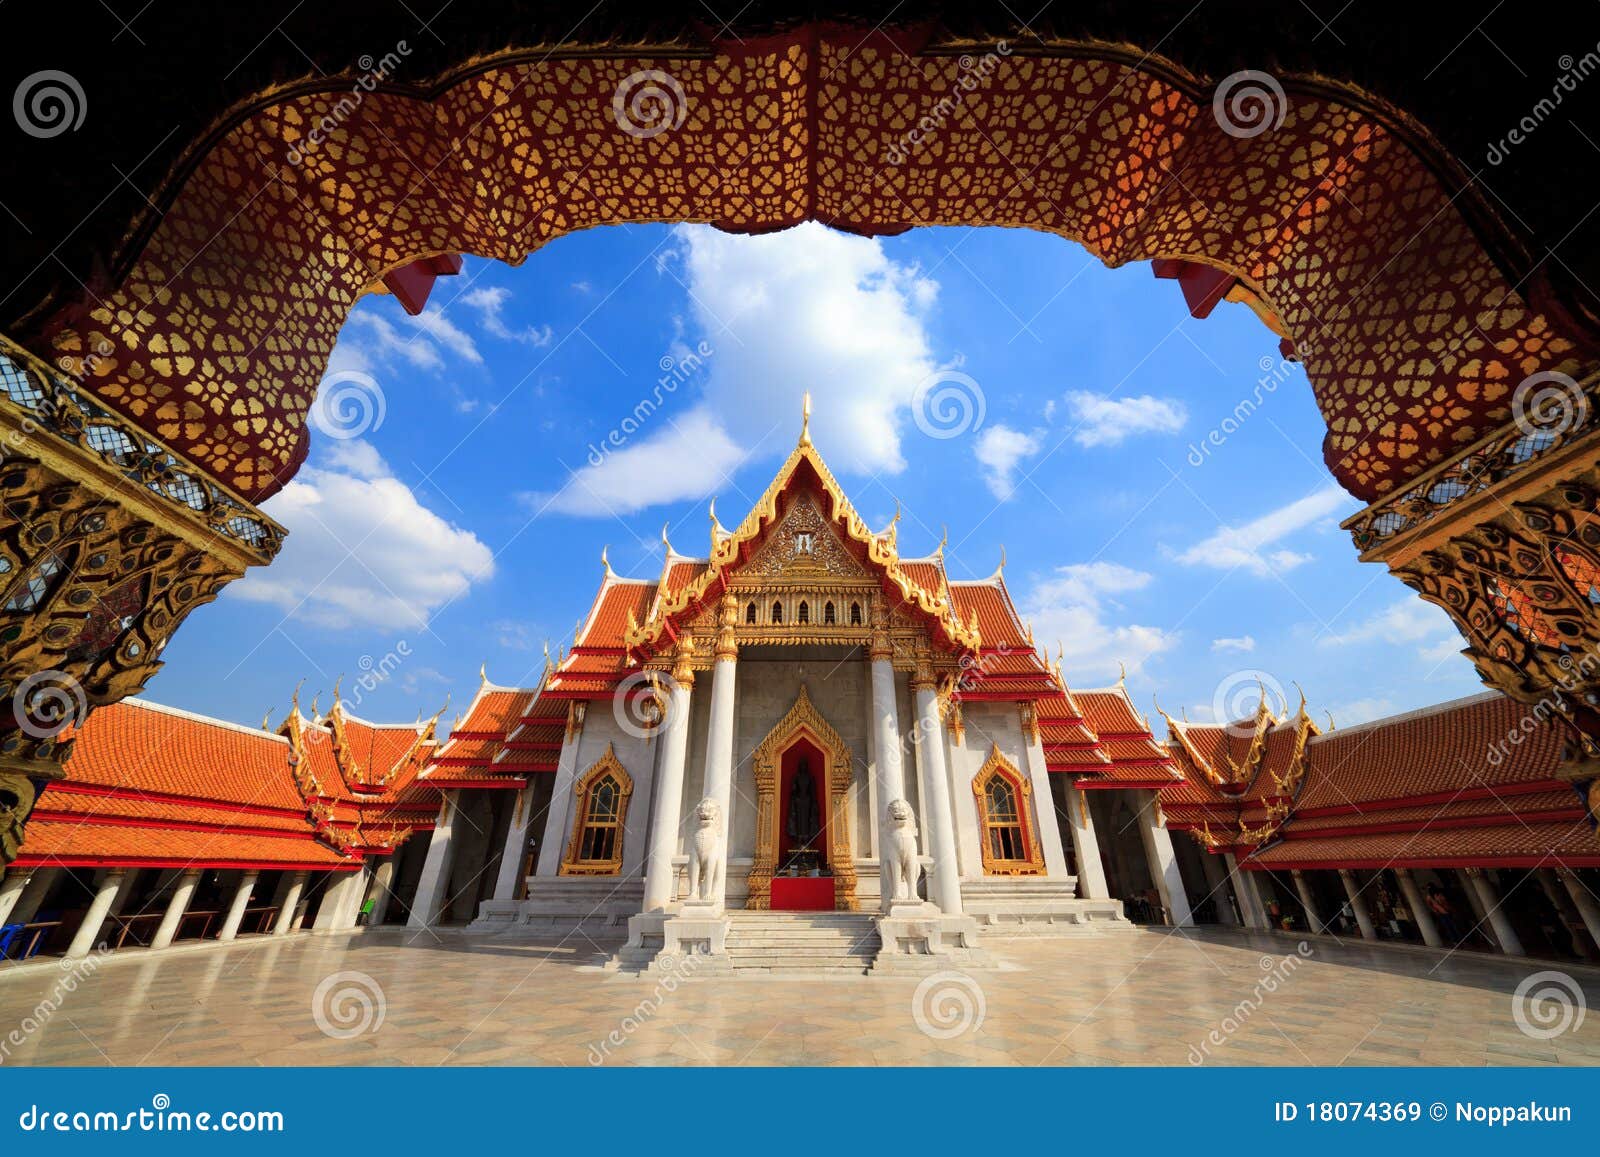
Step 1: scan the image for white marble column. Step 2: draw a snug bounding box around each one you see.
[1558,868,1600,949]
[1395,869,1442,947]
[1137,791,1192,926]
[911,674,962,915]
[1292,869,1323,934]
[317,870,365,930]
[1224,853,1264,928]
[689,598,739,912]
[1019,709,1071,879]
[273,872,307,936]
[66,869,125,958]
[491,786,536,903]
[1337,869,1377,939]
[216,871,259,942]
[367,857,397,924]
[408,790,461,928]
[150,868,202,949]
[869,623,910,913]
[643,658,695,911]
[1466,868,1524,956]
[536,707,586,877]
[0,870,32,927]
[10,868,54,926]
[1060,782,1110,900]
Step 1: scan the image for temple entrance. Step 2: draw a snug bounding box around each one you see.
[746,686,858,912]
[772,738,832,911]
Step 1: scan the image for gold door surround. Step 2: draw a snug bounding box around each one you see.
[746,686,857,911]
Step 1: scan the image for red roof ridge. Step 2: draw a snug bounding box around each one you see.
[122,696,290,744]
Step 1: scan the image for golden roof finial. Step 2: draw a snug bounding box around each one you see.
[709,497,726,541]
[1116,661,1127,689]
[1025,619,1035,648]
[310,692,321,720]
[601,544,613,578]
[935,524,948,558]
[261,708,273,731]
[1324,710,1336,732]
[290,678,304,716]
[799,391,812,446]
[1292,680,1308,717]
[661,523,673,554]
[331,675,342,708]
[479,662,488,685]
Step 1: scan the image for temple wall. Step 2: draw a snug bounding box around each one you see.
[554,704,661,877]
[947,701,1059,878]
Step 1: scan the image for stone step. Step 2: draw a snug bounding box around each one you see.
[727,944,877,958]
[724,933,875,945]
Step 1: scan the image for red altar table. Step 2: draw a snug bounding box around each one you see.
[769,877,835,911]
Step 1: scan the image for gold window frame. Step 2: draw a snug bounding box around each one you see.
[560,744,633,876]
[973,745,1045,876]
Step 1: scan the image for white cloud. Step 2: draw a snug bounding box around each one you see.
[974,425,1042,500]
[1325,697,1397,727]
[1019,562,1177,684]
[527,410,750,517]
[539,222,946,516]
[461,286,554,346]
[1174,486,1354,577]
[230,441,494,629]
[1319,598,1463,664]
[407,305,482,363]
[1211,635,1257,653]
[1063,391,1187,447]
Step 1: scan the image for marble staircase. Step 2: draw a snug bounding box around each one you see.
[722,911,880,973]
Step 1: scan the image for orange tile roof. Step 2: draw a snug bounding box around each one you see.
[1249,820,1599,869]
[581,577,657,648]
[949,581,1027,647]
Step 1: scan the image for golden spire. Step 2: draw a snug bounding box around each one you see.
[331,675,342,710]
[290,678,304,717]
[935,524,948,558]
[261,709,273,731]
[799,391,812,446]
[1324,710,1336,731]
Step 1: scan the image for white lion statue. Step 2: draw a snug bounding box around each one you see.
[885,798,920,902]
[686,797,724,903]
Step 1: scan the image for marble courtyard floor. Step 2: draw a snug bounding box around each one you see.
[2,925,1598,1066]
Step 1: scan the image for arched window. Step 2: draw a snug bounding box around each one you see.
[772,600,784,624]
[746,601,757,625]
[972,747,1043,876]
[797,600,809,624]
[561,746,633,875]
[849,601,862,626]
[824,601,836,624]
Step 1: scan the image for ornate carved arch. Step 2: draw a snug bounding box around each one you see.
[746,685,857,911]
[559,744,632,877]
[973,745,1044,876]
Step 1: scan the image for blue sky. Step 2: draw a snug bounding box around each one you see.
[151,221,1484,733]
